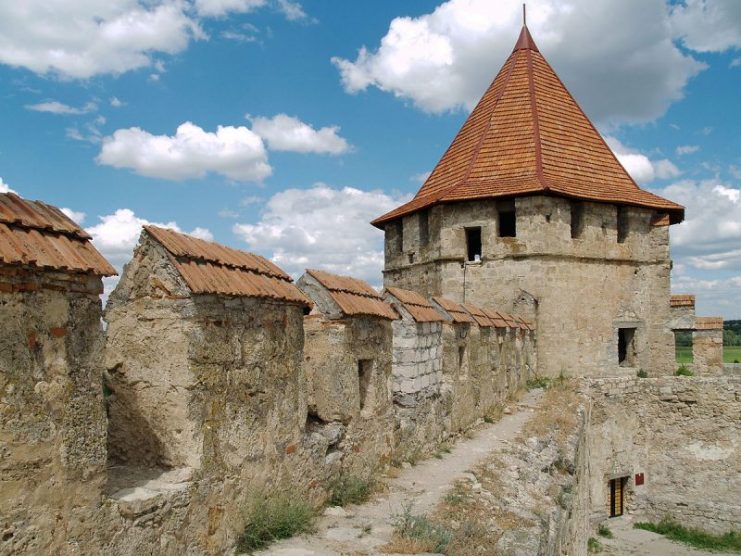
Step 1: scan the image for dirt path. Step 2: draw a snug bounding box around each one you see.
[600,516,737,556]
[256,389,543,556]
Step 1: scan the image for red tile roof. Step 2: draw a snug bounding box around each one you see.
[0,193,116,276]
[695,317,723,330]
[372,26,684,228]
[431,296,475,324]
[385,286,445,322]
[145,226,310,306]
[462,303,495,327]
[307,269,398,320]
[670,294,695,308]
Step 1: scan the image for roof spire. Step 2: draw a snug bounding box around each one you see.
[513,5,538,52]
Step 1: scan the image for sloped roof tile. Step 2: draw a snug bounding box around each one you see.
[432,296,475,324]
[0,193,115,276]
[307,269,398,320]
[385,286,445,322]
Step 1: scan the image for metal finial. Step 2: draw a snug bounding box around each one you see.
[523,4,527,26]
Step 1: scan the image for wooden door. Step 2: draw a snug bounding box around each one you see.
[609,478,624,517]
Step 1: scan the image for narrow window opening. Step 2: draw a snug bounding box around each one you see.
[465,227,482,262]
[571,202,585,239]
[618,328,636,367]
[609,477,626,517]
[458,346,466,368]
[419,211,429,247]
[617,207,629,243]
[498,201,517,237]
[674,330,693,364]
[358,359,373,410]
[393,221,403,253]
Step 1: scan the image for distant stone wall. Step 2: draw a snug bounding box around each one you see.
[586,376,741,533]
[0,266,107,555]
[693,328,724,375]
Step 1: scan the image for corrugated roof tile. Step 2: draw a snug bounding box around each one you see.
[385,286,445,322]
[307,269,398,320]
[432,296,475,324]
[670,294,695,308]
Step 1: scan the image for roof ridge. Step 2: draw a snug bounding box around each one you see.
[525,47,549,191]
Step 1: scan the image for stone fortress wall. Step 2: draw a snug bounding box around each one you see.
[1,225,535,555]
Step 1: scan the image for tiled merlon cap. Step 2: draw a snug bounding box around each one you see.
[670,294,695,307]
[695,317,723,330]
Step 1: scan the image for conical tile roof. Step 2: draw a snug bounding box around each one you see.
[372,25,684,227]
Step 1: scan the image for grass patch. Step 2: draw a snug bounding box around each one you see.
[587,537,602,553]
[237,494,315,554]
[597,523,613,538]
[634,518,741,552]
[526,375,552,390]
[677,346,741,364]
[383,505,452,554]
[675,365,694,376]
[521,377,578,449]
[636,369,649,378]
[327,474,373,507]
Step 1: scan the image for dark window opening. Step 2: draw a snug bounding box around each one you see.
[358,359,373,410]
[392,221,403,253]
[419,211,429,246]
[571,202,585,239]
[617,207,629,243]
[465,227,482,262]
[618,328,636,366]
[458,346,466,368]
[609,477,625,517]
[498,201,517,237]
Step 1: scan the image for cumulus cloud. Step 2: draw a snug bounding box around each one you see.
[250,114,351,154]
[194,0,307,19]
[25,100,97,115]
[233,184,410,285]
[87,208,213,299]
[676,145,700,156]
[669,0,741,53]
[655,180,741,271]
[0,1,203,79]
[98,122,271,182]
[0,177,16,194]
[110,97,124,108]
[606,136,681,183]
[61,208,86,225]
[671,272,741,319]
[332,0,705,125]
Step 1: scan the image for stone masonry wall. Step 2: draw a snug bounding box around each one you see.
[302,315,395,479]
[0,267,107,555]
[383,196,675,378]
[586,376,741,533]
[692,329,724,375]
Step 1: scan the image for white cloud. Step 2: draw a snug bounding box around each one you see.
[67,115,107,144]
[61,208,86,225]
[97,122,272,182]
[656,180,741,271]
[110,97,124,108]
[730,165,741,180]
[671,272,741,319]
[669,0,741,53]
[732,58,741,68]
[87,208,213,299]
[275,0,308,21]
[25,101,97,115]
[605,136,680,183]
[194,0,266,17]
[332,0,705,125]
[676,145,700,156]
[233,184,410,285]
[0,177,16,194]
[250,114,351,154]
[411,171,431,183]
[0,1,203,79]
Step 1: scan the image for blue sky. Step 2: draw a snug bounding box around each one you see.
[0,0,739,318]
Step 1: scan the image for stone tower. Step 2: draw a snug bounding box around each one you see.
[373,24,684,378]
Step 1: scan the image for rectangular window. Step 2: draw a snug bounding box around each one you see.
[571,202,585,239]
[419,210,429,246]
[498,201,517,237]
[465,227,482,262]
[609,478,625,517]
[618,328,636,366]
[358,359,373,410]
[617,207,629,243]
[458,346,466,368]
